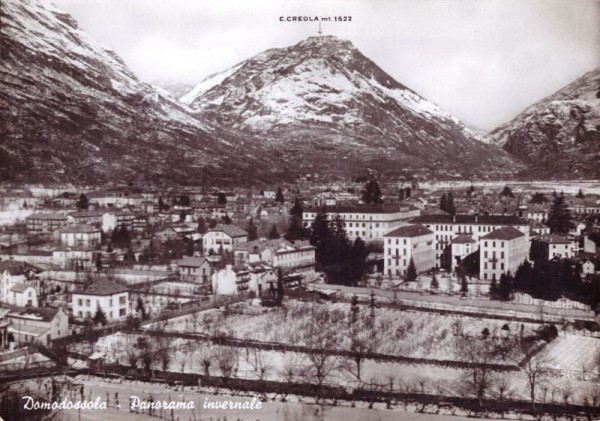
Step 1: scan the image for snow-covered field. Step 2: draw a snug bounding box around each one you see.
[540,333,600,373]
[145,301,540,363]
[89,332,599,405]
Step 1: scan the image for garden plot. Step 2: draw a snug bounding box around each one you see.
[540,333,600,373]
[147,300,540,363]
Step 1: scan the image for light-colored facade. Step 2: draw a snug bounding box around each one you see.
[7,307,69,345]
[234,238,316,277]
[60,225,101,247]
[303,204,420,244]
[479,227,529,281]
[0,261,42,307]
[177,256,212,284]
[6,284,37,307]
[212,263,277,296]
[26,213,68,234]
[451,234,477,271]
[530,234,573,261]
[412,214,530,269]
[72,280,129,320]
[203,225,248,254]
[384,224,435,277]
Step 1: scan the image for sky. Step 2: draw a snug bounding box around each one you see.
[53,0,600,131]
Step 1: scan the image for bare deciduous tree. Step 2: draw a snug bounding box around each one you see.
[455,336,504,408]
[510,338,551,409]
[217,347,239,383]
[246,348,273,381]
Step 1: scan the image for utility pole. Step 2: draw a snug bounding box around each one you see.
[318,21,323,36]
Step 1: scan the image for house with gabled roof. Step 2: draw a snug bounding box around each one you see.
[203,224,248,255]
[71,279,129,321]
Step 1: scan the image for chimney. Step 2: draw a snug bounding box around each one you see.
[452,215,456,223]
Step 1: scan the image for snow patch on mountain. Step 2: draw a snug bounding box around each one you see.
[180,63,244,105]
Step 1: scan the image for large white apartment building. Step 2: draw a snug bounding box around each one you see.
[479,226,529,281]
[411,214,530,269]
[303,204,420,244]
[383,224,435,277]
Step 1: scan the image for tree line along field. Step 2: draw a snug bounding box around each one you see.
[65,299,600,408]
[144,301,543,363]
[88,332,599,406]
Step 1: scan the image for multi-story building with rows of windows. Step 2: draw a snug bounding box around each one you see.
[303,204,420,244]
[383,224,435,278]
[479,226,529,281]
[410,214,529,269]
[71,279,129,321]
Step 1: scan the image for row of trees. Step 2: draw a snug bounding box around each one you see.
[488,259,600,306]
[309,209,368,285]
[439,192,456,215]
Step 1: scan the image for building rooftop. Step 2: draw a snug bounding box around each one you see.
[8,306,59,322]
[61,224,101,234]
[0,260,42,275]
[412,214,528,225]
[534,234,571,244]
[73,279,128,296]
[385,224,433,238]
[210,224,248,238]
[26,213,67,221]
[9,283,31,293]
[481,226,525,241]
[68,210,105,218]
[305,204,417,214]
[452,234,476,244]
[177,256,210,268]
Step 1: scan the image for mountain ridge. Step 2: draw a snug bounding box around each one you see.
[488,67,600,179]
[182,35,522,180]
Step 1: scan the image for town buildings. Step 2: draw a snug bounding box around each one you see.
[411,214,529,269]
[479,226,529,280]
[303,204,420,244]
[71,279,129,320]
[6,307,69,345]
[202,224,248,254]
[383,224,435,277]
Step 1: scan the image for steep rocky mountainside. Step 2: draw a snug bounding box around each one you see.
[182,36,521,180]
[488,68,600,179]
[0,0,274,185]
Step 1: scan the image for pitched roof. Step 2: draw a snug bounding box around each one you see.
[68,211,105,218]
[8,306,59,322]
[0,260,42,275]
[385,224,433,238]
[61,224,101,234]
[534,234,571,244]
[10,283,32,293]
[452,234,476,244]
[26,213,67,221]
[412,214,528,226]
[481,226,525,241]
[73,279,128,296]
[305,204,416,214]
[177,256,210,268]
[210,224,248,238]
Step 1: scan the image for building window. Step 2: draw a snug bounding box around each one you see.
[85,299,90,307]
[119,296,126,305]
[119,308,126,316]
